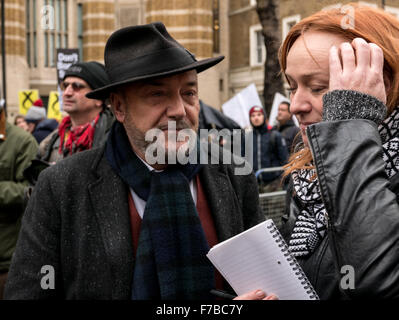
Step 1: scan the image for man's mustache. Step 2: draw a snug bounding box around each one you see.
[156,120,193,132]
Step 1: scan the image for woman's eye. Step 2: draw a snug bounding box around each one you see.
[311,87,327,94]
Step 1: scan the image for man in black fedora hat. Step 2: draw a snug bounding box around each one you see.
[5,22,267,300]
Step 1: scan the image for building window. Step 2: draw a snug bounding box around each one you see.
[213,0,220,53]
[78,3,83,59]
[282,14,301,42]
[385,6,399,20]
[250,24,266,67]
[26,0,37,67]
[44,0,68,67]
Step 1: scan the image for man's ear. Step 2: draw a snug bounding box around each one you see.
[95,99,103,109]
[109,92,126,123]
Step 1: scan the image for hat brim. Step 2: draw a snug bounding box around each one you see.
[86,56,224,101]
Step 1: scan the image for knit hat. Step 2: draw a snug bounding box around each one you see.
[63,61,109,91]
[249,106,265,116]
[33,99,43,107]
[25,106,46,123]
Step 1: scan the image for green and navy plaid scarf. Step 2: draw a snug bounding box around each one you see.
[105,121,215,300]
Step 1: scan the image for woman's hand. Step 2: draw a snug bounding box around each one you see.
[233,289,278,300]
[329,37,386,104]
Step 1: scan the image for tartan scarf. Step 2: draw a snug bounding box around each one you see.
[58,114,99,156]
[105,121,214,300]
[289,107,399,258]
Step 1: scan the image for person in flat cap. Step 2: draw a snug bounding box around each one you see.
[5,22,271,300]
[37,61,114,163]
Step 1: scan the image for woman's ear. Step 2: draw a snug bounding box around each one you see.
[109,92,126,123]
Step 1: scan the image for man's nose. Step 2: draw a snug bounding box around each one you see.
[166,94,186,119]
[62,84,74,97]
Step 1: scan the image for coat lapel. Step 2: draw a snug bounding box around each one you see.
[200,164,244,242]
[88,150,134,299]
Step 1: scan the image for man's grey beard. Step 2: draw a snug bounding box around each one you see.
[123,118,196,156]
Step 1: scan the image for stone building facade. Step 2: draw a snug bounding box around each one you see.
[1,0,398,116]
[228,0,265,99]
[0,0,229,116]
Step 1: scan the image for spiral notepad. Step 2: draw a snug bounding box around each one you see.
[206,219,319,300]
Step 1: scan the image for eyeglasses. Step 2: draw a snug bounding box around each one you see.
[60,81,89,92]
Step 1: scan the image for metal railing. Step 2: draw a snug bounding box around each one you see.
[256,167,287,229]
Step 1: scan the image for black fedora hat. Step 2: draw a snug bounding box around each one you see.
[87,22,224,100]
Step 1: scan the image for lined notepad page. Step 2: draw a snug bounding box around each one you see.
[206,220,318,300]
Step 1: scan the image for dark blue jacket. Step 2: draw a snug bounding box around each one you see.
[250,124,288,183]
[33,119,59,144]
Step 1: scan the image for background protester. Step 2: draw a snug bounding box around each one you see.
[24,99,58,144]
[273,102,300,154]
[248,105,288,192]
[37,61,113,164]
[0,103,38,299]
[13,115,29,132]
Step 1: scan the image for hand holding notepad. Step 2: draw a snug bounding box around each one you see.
[206,219,319,300]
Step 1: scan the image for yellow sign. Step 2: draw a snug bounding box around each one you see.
[18,90,39,115]
[47,91,62,121]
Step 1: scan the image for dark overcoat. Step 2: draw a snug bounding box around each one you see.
[5,143,263,299]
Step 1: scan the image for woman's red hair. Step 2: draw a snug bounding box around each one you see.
[280,3,399,177]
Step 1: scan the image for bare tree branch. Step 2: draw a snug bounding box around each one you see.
[255,0,285,116]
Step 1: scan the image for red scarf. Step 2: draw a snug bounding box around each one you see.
[58,114,99,156]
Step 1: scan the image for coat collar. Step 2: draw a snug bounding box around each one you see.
[198,143,244,242]
[87,145,134,298]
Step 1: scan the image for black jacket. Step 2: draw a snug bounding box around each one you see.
[32,119,59,144]
[250,124,288,183]
[274,120,300,154]
[281,91,399,299]
[5,143,263,299]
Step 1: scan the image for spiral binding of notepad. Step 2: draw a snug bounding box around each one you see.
[266,221,320,300]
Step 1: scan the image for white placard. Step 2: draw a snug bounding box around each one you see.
[222,84,263,129]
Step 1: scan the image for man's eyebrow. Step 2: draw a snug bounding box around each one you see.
[185,80,198,87]
[138,78,198,88]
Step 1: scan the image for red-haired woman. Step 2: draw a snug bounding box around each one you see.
[278,3,399,299]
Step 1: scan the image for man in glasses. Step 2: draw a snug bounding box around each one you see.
[37,61,114,163]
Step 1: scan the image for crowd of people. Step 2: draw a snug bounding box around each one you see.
[1,2,399,300]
